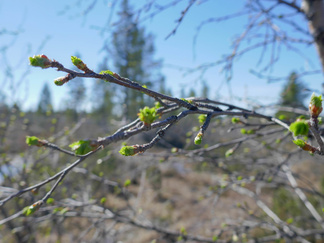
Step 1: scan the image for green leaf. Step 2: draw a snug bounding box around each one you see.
[23,201,42,216]
[180,226,187,236]
[198,115,207,124]
[240,128,247,134]
[289,120,309,136]
[278,114,287,120]
[99,70,114,75]
[138,106,158,125]
[69,140,93,155]
[26,136,43,146]
[154,102,161,109]
[293,139,306,148]
[119,146,136,156]
[100,197,106,204]
[225,148,234,158]
[124,179,131,187]
[29,55,51,68]
[46,198,55,204]
[310,93,322,108]
[231,117,240,124]
[71,56,83,66]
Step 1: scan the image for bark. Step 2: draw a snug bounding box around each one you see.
[302,0,324,73]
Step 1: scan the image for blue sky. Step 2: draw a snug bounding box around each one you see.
[1,0,323,111]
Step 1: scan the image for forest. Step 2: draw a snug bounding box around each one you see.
[2,0,324,242]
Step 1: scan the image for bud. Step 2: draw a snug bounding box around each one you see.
[71,56,90,72]
[26,136,45,147]
[293,139,316,153]
[54,74,73,86]
[309,93,323,118]
[29,54,52,68]
[194,132,203,145]
[138,106,158,125]
[119,146,137,156]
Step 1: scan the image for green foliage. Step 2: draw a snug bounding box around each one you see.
[71,56,86,70]
[278,114,287,120]
[154,102,161,109]
[198,114,207,124]
[100,197,107,204]
[46,198,55,204]
[26,136,43,147]
[54,77,65,86]
[289,120,309,136]
[23,201,42,216]
[69,140,94,155]
[231,117,240,124]
[29,54,51,69]
[310,93,322,108]
[293,139,306,148]
[225,148,234,158]
[138,106,158,125]
[110,0,165,119]
[194,132,203,145]
[99,70,114,77]
[119,146,136,156]
[309,93,323,117]
[279,72,307,108]
[124,179,131,187]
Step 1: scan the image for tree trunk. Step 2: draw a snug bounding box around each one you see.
[303,0,324,73]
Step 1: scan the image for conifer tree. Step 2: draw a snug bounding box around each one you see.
[37,83,53,115]
[110,0,164,120]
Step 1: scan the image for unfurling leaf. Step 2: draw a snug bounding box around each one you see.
[198,115,207,125]
[71,56,89,72]
[69,140,97,155]
[309,93,323,117]
[138,106,158,125]
[289,120,309,136]
[124,179,131,187]
[29,55,51,69]
[225,148,234,158]
[99,70,114,75]
[23,200,43,216]
[119,146,136,156]
[26,136,45,147]
[231,117,240,124]
[293,139,306,148]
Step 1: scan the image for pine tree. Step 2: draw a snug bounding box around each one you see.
[279,72,307,108]
[37,83,53,115]
[276,72,308,120]
[110,0,164,120]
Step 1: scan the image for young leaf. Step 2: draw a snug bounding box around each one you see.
[26,136,44,147]
[198,114,207,125]
[29,55,51,69]
[138,106,158,125]
[309,93,323,117]
[289,120,309,136]
[69,140,94,155]
[99,70,114,75]
[119,146,136,156]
